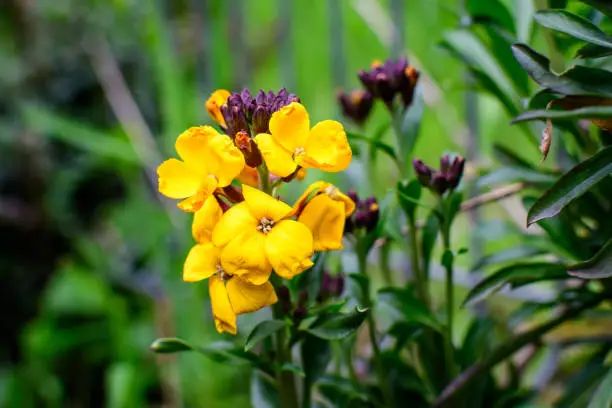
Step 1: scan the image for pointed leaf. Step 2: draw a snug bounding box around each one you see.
[346,132,397,161]
[577,43,612,59]
[150,337,192,353]
[527,146,612,225]
[512,106,612,123]
[377,287,442,331]
[245,320,289,351]
[397,179,422,222]
[587,367,612,408]
[463,263,568,306]
[568,239,612,279]
[251,370,280,408]
[305,308,369,340]
[512,43,612,97]
[534,10,612,49]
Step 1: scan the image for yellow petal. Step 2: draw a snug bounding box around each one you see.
[338,190,356,216]
[291,181,327,216]
[183,243,220,282]
[220,231,272,285]
[226,278,277,315]
[237,166,259,187]
[192,195,223,244]
[242,185,293,222]
[212,203,258,248]
[253,133,297,178]
[302,120,352,172]
[269,102,310,152]
[175,126,216,172]
[177,176,218,212]
[298,194,345,251]
[265,220,314,279]
[157,158,202,199]
[206,131,246,186]
[209,275,237,334]
[206,89,230,126]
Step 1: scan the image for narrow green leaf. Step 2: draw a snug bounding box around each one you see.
[21,104,138,163]
[580,0,612,19]
[534,10,612,49]
[397,85,424,160]
[463,263,567,306]
[587,367,612,408]
[301,333,331,382]
[471,245,545,271]
[512,106,612,123]
[251,370,279,408]
[150,337,192,353]
[377,287,442,331]
[280,362,306,377]
[512,43,612,97]
[515,0,536,43]
[245,320,289,351]
[568,239,612,279]
[305,308,369,340]
[527,146,612,225]
[477,166,557,187]
[396,179,422,222]
[441,249,454,270]
[577,43,612,59]
[467,0,515,32]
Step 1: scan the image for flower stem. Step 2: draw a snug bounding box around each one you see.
[357,251,394,407]
[408,217,429,308]
[271,298,299,408]
[440,210,456,381]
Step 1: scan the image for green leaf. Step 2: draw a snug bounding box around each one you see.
[397,85,424,160]
[467,0,515,32]
[587,367,612,408]
[347,274,370,304]
[280,363,306,377]
[568,239,612,279]
[251,370,279,408]
[580,0,612,19]
[515,0,536,43]
[377,287,442,331]
[477,166,557,186]
[150,337,192,353]
[463,263,568,306]
[301,333,331,396]
[195,341,273,375]
[534,10,612,49]
[471,245,546,271]
[512,43,612,97]
[512,106,612,123]
[316,376,370,406]
[305,308,369,340]
[527,146,612,225]
[346,132,398,161]
[577,43,612,59]
[397,179,422,222]
[441,249,454,270]
[21,104,138,163]
[245,320,289,351]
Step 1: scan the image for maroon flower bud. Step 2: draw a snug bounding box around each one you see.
[344,192,380,235]
[431,173,449,196]
[413,159,433,187]
[447,156,465,191]
[277,285,292,315]
[357,58,419,109]
[293,306,307,321]
[298,290,308,308]
[337,89,374,125]
[235,131,263,167]
[252,105,271,134]
[347,189,359,204]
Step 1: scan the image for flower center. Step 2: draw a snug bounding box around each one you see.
[217,264,232,281]
[324,185,339,198]
[256,217,274,234]
[293,147,305,159]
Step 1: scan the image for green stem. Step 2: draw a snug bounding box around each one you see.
[440,197,456,381]
[271,299,299,408]
[357,251,394,407]
[408,217,429,308]
[258,164,271,193]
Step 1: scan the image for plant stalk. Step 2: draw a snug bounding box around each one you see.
[271,298,299,408]
[357,250,394,407]
[408,217,429,308]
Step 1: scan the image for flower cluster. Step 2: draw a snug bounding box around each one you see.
[337,89,374,125]
[157,88,355,334]
[412,155,466,196]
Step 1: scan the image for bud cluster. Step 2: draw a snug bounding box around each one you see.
[218,88,300,167]
[412,155,465,196]
[344,190,380,234]
[358,57,420,108]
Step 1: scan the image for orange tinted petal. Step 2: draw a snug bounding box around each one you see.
[157,158,202,199]
[242,185,293,222]
[269,102,310,152]
[212,203,258,248]
[226,278,277,315]
[206,89,230,126]
[303,120,352,172]
[220,231,272,285]
[183,243,220,282]
[253,133,297,178]
[265,220,314,279]
[209,275,237,334]
[192,195,223,244]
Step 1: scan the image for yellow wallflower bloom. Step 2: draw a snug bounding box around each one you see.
[212,185,314,282]
[184,195,277,334]
[294,181,355,251]
[206,89,231,127]
[253,102,352,177]
[237,165,259,187]
[157,126,245,212]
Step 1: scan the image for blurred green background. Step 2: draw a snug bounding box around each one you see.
[1,0,591,406]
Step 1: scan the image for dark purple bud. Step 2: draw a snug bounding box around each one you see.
[277,285,292,315]
[330,273,345,298]
[447,157,466,191]
[252,105,271,134]
[400,66,420,107]
[343,216,355,234]
[374,73,395,104]
[224,105,250,138]
[440,155,451,173]
[255,89,267,105]
[240,88,253,104]
[293,306,307,321]
[431,173,449,196]
[235,131,263,167]
[337,89,374,125]
[347,189,359,204]
[412,159,433,187]
[298,290,308,307]
[358,71,377,95]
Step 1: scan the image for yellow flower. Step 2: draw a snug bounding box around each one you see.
[206,89,231,127]
[184,244,277,335]
[184,195,277,335]
[157,126,245,212]
[294,181,355,251]
[212,185,314,282]
[253,102,352,177]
